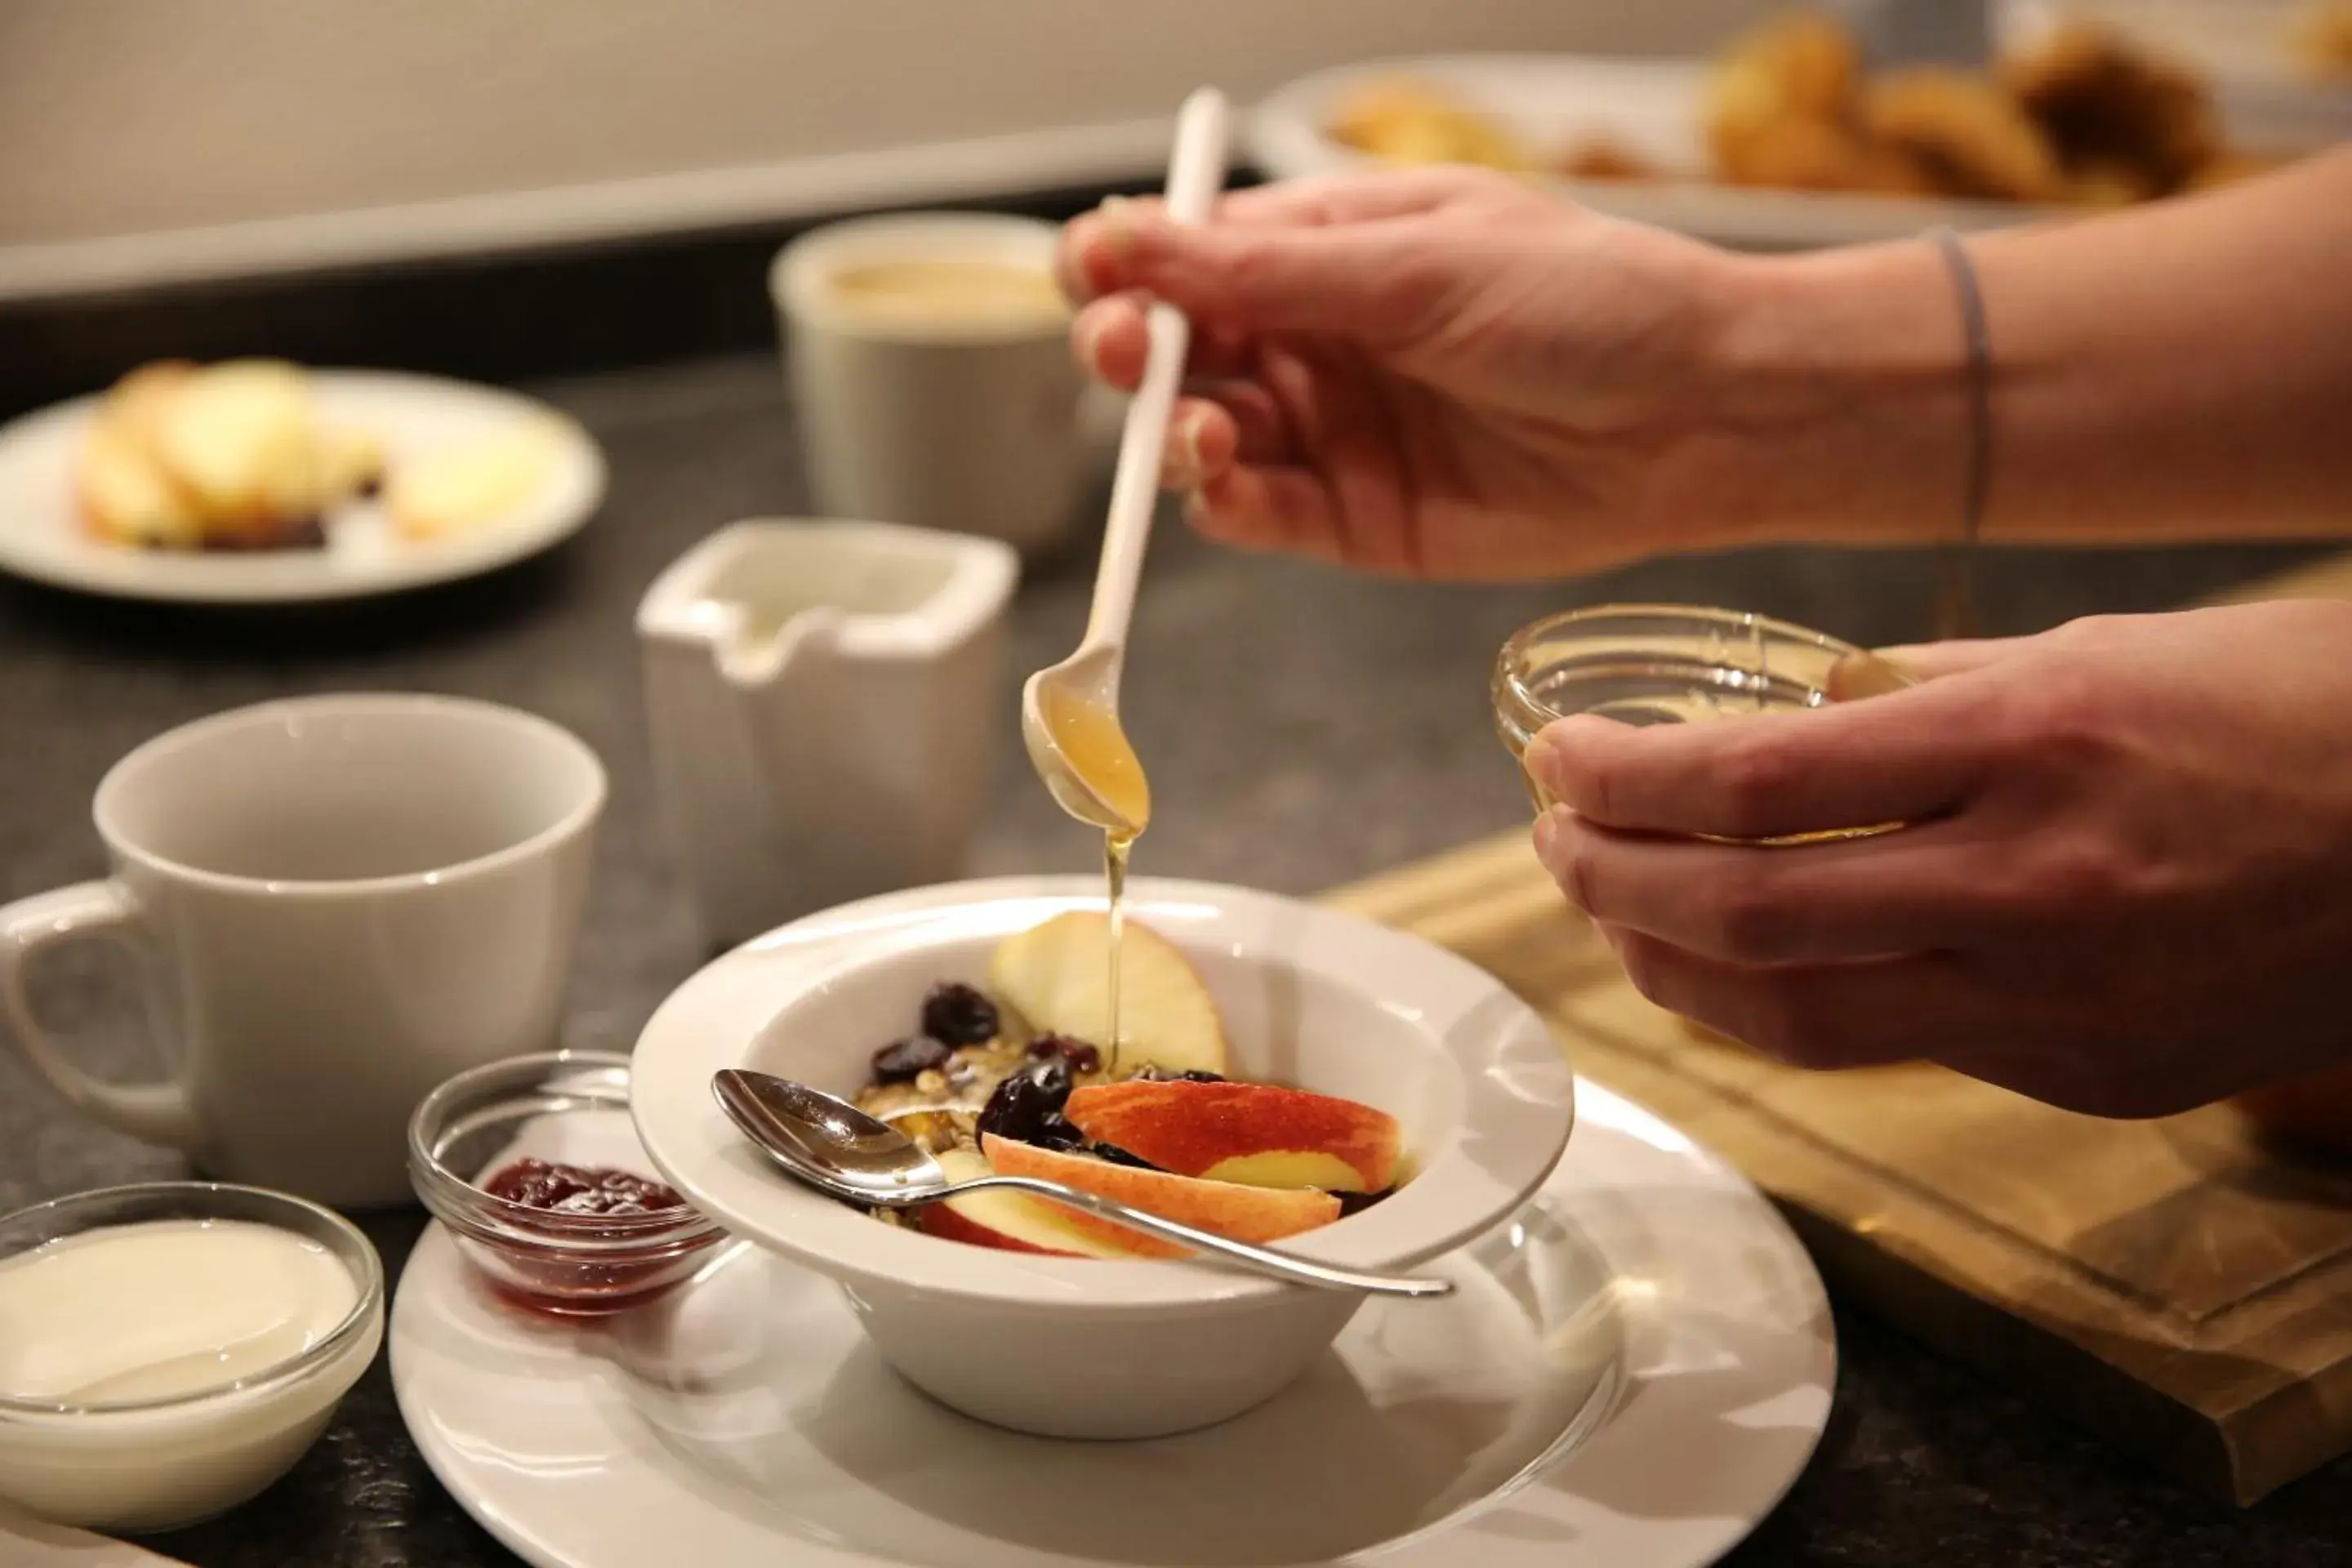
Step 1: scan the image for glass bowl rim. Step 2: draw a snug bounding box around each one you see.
[1495,600,1876,715]
[407,1049,726,1254]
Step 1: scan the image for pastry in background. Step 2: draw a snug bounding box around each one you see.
[1558,134,1660,183]
[2294,1,2352,79]
[384,421,560,542]
[1719,114,1931,194]
[1706,11,1867,187]
[1862,68,2065,202]
[321,426,386,502]
[1324,77,1531,171]
[149,359,327,537]
[74,359,381,552]
[1317,9,2282,211]
[2003,23,2221,198]
[78,416,203,551]
[1708,10,1860,133]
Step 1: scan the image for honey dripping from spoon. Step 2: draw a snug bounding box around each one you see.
[1039,684,1151,1073]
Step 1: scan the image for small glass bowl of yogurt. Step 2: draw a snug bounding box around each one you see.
[408,1049,728,1316]
[0,1181,383,1534]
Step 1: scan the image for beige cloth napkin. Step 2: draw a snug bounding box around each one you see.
[0,1499,192,1566]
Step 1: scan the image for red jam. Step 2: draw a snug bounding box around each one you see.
[485,1158,684,1218]
[470,1159,706,1318]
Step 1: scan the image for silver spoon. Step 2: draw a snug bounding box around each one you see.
[712,1069,1452,1299]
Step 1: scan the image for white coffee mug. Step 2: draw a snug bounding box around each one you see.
[0,694,604,1208]
[771,212,1116,558]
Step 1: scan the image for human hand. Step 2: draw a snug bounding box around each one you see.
[1055,167,1766,580]
[1521,599,2352,1116]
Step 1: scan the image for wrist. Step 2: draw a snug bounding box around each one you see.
[1686,239,1971,550]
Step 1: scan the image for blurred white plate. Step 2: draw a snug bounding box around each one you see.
[1249,55,2044,252]
[0,370,604,604]
[1248,49,2344,252]
[390,1079,1834,1568]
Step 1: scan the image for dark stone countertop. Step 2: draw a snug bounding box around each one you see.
[2,351,2347,1566]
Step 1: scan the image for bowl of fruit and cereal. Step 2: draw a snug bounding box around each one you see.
[630,876,1573,1440]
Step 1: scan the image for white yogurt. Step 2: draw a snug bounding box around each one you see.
[0,1219,358,1405]
[0,1214,380,1534]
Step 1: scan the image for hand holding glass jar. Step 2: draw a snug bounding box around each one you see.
[1517,600,2352,1120]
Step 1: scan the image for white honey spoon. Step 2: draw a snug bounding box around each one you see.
[1022,87,1231,834]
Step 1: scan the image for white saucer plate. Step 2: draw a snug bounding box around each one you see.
[390,1080,1833,1568]
[0,370,604,604]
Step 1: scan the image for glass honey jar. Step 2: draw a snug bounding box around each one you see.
[1491,604,1914,834]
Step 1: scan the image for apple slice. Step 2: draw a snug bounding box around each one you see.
[913,1147,1127,1258]
[986,911,1227,1077]
[1065,1080,1401,1194]
[982,1134,1339,1259]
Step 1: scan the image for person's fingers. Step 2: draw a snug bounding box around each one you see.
[1160,401,1236,489]
[1073,296,1258,389]
[1535,807,1992,964]
[1160,378,1319,488]
[1183,381,1297,465]
[1864,636,2038,684]
[1186,466,1347,564]
[1522,679,1999,840]
[1606,930,1985,1070]
[1066,212,1435,337]
[1058,167,1507,298]
[1211,166,1521,228]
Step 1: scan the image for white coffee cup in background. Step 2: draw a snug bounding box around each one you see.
[0,693,604,1208]
[771,212,1115,558]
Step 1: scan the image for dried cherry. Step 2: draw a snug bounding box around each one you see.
[1027,1033,1103,1074]
[920,982,1000,1046]
[871,1034,952,1083]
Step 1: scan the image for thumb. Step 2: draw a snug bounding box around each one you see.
[1069,207,1421,337]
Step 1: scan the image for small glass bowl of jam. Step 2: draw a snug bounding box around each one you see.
[407,1050,727,1316]
[1493,603,1915,838]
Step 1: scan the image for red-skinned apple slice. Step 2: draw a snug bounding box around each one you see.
[1065,1080,1401,1193]
[914,1147,1128,1258]
[987,911,1227,1077]
[981,1134,1339,1259]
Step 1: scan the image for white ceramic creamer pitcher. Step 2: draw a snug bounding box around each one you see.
[637,519,1019,948]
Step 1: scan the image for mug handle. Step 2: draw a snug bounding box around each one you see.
[0,880,202,1149]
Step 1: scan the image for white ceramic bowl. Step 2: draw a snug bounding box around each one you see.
[630,876,1574,1440]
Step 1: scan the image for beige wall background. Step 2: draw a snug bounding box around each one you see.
[0,0,1765,278]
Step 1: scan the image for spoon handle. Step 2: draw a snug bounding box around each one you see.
[1080,87,1232,662]
[957,1174,1454,1298]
